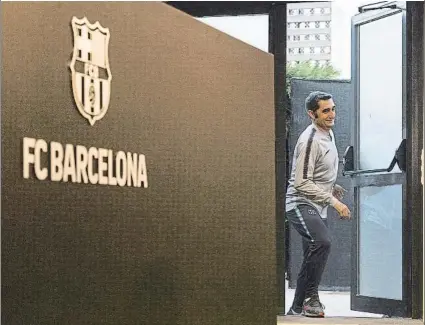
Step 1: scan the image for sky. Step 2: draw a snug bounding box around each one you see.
[198,0,380,79]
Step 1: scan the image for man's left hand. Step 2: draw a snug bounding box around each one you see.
[333,184,347,200]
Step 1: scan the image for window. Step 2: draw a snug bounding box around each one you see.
[315,34,320,41]
[310,47,315,54]
[326,34,331,41]
[88,52,92,61]
[326,21,331,28]
[310,8,315,15]
[320,8,325,14]
[305,34,311,41]
[289,9,295,15]
[305,22,310,28]
[299,47,304,54]
[78,49,82,58]
[88,31,92,40]
[78,28,82,36]
[288,48,295,54]
[315,21,320,28]
[294,35,301,41]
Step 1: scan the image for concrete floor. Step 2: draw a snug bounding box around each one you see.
[278,316,423,324]
[281,283,423,324]
[285,283,382,318]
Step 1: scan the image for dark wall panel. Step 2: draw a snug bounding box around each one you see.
[2,3,276,325]
[288,78,352,290]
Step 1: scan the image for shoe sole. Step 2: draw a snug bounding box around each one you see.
[302,311,325,318]
[287,311,302,316]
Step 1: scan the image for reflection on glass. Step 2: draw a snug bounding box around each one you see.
[359,185,402,300]
[359,13,403,172]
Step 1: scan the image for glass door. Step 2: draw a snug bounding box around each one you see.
[344,2,408,317]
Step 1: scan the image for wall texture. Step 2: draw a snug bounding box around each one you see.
[288,78,352,290]
[2,3,276,324]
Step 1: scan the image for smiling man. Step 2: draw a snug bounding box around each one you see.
[286,91,351,318]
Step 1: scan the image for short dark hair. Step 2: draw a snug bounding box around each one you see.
[305,91,333,112]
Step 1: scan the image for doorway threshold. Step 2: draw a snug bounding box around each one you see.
[278,316,423,325]
[286,283,382,318]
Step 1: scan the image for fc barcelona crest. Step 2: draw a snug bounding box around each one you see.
[69,17,112,126]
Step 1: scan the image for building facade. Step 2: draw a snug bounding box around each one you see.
[287,1,332,65]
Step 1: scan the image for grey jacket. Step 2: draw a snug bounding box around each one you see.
[286,123,339,218]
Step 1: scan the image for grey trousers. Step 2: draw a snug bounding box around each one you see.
[286,204,331,310]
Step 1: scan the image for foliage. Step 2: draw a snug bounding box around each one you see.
[286,61,341,95]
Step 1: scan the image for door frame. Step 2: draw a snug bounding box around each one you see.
[269,3,288,315]
[350,5,408,317]
[406,1,424,320]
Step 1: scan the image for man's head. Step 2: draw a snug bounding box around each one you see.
[305,91,336,131]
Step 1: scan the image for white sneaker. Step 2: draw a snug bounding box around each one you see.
[287,307,302,316]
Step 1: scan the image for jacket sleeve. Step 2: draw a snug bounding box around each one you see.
[293,139,338,207]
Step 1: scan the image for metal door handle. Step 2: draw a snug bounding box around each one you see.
[342,139,406,176]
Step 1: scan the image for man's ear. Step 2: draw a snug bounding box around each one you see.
[307,110,316,120]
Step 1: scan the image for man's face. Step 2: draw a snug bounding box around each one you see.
[309,98,336,131]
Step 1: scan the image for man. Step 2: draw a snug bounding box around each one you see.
[286,91,351,317]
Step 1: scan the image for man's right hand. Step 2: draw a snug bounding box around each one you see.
[333,200,351,219]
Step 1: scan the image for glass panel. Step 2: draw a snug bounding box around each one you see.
[358,13,403,172]
[197,15,269,53]
[358,184,402,300]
